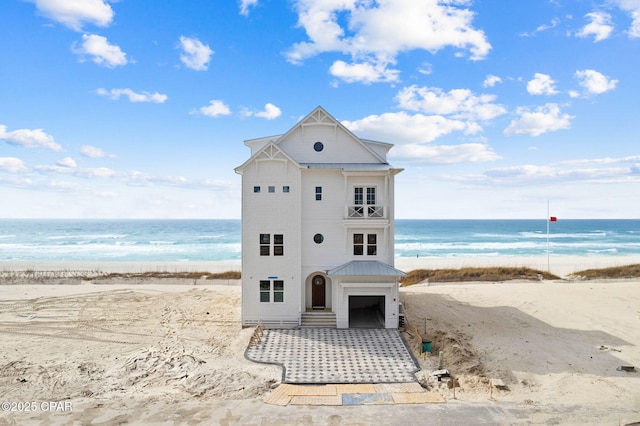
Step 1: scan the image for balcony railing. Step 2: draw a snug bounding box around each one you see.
[347,205,384,219]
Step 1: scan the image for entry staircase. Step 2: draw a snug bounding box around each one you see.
[300,310,336,328]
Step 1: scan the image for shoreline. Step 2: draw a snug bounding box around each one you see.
[2,255,640,278]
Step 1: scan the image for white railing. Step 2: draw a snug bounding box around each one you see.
[347,205,384,219]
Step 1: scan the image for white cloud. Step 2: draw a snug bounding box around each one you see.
[239,0,259,16]
[396,85,506,121]
[195,100,231,117]
[57,157,76,168]
[526,73,559,95]
[80,145,116,158]
[0,157,28,174]
[576,11,614,41]
[482,75,502,88]
[342,111,476,144]
[329,58,400,84]
[521,17,561,37]
[390,142,501,164]
[96,88,168,103]
[73,34,127,68]
[574,69,618,95]
[179,36,213,71]
[504,103,573,137]
[243,103,282,120]
[610,0,640,37]
[286,0,491,83]
[30,0,114,31]
[0,125,62,151]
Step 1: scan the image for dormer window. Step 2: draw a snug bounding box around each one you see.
[313,141,324,152]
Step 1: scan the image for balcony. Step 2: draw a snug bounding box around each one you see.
[347,205,385,219]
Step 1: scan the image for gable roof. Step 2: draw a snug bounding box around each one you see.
[234,141,300,174]
[327,260,407,277]
[275,106,389,164]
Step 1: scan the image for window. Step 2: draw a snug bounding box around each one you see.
[259,280,284,303]
[367,234,377,255]
[268,186,275,193]
[274,234,284,256]
[313,233,324,244]
[274,280,284,302]
[354,233,377,256]
[283,186,290,193]
[260,280,270,302]
[259,233,284,256]
[260,234,270,256]
[314,141,324,152]
[315,186,322,201]
[254,186,261,193]
[353,233,364,255]
[354,187,375,205]
[354,187,363,205]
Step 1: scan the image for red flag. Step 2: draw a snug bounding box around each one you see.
[550,216,557,222]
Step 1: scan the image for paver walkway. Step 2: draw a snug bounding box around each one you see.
[245,328,420,384]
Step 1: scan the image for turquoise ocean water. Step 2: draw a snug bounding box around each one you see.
[0,219,639,262]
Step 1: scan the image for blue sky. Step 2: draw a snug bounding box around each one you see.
[1,0,638,219]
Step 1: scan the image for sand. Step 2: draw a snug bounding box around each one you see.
[1,257,639,425]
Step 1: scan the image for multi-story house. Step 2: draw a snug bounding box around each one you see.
[234,106,405,329]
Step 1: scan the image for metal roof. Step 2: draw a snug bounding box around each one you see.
[327,260,407,277]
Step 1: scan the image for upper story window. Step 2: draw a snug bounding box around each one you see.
[315,186,322,201]
[283,186,290,193]
[254,186,261,193]
[259,233,284,256]
[353,233,377,256]
[314,141,324,152]
[268,186,275,193]
[260,234,270,256]
[354,187,376,205]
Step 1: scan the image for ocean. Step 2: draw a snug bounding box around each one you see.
[0,219,639,262]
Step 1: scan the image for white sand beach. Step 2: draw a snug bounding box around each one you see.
[0,257,639,425]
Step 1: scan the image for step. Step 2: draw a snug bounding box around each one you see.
[300,312,336,328]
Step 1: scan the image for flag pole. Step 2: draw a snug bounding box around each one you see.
[547,200,550,272]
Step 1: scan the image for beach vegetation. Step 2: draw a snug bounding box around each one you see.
[569,264,640,279]
[400,267,560,286]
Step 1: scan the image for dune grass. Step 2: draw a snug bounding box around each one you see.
[569,264,640,279]
[400,267,560,287]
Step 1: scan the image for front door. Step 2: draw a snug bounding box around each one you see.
[312,275,326,309]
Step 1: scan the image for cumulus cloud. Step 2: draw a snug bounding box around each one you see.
[504,103,573,137]
[329,58,400,84]
[96,88,168,103]
[0,125,62,151]
[610,0,640,37]
[396,85,506,121]
[574,69,618,95]
[576,11,614,41]
[0,157,28,174]
[483,75,502,88]
[526,73,559,95]
[239,0,258,16]
[73,34,127,67]
[179,36,213,71]
[195,100,231,117]
[342,111,477,145]
[30,0,114,31]
[242,103,282,120]
[57,157,76,168]
[80,145,116,158]
[286,0,491,83]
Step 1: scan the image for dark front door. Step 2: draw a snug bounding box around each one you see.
[312,275,326,309]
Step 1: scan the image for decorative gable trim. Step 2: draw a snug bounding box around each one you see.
[234,141,301,175]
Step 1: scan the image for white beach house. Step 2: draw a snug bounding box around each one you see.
[234,106,405,329]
